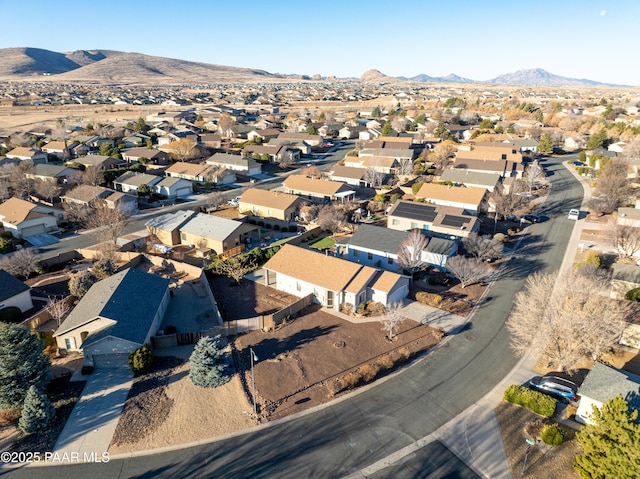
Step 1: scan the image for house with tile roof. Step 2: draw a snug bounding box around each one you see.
[238,188,303,222]
[337,224,457,272]
[451,158,524,178]
[386,200,480,239]
[5,147,48,164]
[263,244,410,311]
[0,197,60,238]
[415,183,489,216]
[41,140,70,160]
[53,268,170,368]
[282,174,356,203]
[456,143,523,163]
[0,269,33,313]
[179,213,258,255]
[576,362,640,425]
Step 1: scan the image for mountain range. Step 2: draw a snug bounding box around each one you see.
[0,47,628,87]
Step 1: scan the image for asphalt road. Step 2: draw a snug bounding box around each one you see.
[2,155,583,479]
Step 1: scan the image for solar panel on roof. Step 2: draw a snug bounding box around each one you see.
[440,215,469,227]
[392,202,438,222]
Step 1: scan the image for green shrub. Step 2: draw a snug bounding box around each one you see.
[503,384,557,418]
[128,344,154,375]
[0,238,14,254]
[1,230,14,239]
[415,291,443,306]
[541,423,565,446]
[0,306,22,324]
[625,287,640,302]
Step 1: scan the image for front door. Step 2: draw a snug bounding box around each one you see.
[326,290,334,308]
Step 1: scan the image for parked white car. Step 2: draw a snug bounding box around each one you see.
[568,209,580,220]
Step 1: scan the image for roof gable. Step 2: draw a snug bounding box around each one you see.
[0,269,30,302]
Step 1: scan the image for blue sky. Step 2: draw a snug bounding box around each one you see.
[1,0,639,85]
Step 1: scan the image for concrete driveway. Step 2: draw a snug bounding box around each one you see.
[53,368,133,456]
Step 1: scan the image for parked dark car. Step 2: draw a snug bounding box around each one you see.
[529,375,578,403]
[523,214,541,223]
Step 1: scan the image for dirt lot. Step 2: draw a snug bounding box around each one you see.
[234,306,441,419]
[412,280,488,317]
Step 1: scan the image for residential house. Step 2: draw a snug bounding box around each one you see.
[456,143,523,163]
[576,362,640,425]
[238,188,303,223]
[503,138,539,153]
[414,183,489,216]
[439,169,503,193]
[145,210,196,246]
[243,144,301,164]
[617,207,640,228]
[164,162,236,185]
[0,269,33,313]
[263,244,410,311]
[337,224,457,272]
[121,147,171,165]
[113,171,162,194]
[277,132,323,147]
[75,154,122,171]
[359,148,414,163]
[153,177,193,199]
[610,264,640,300]
[198,133,224,149]
[103,191,137,214]
[326,165,368,187]
[344,156,398,174]
[386,200,480,239]
[451,158,524,179]
[205,152,262,176]
[0,197,60,238]
[60,184,112,207]
[41,141,71,160]
[26,164,76,185]
[5,147,48,164]
[338,125,367,139]
[53,268,170,368]
[247,128,282,143]
[267,137,312,156]
[179,213,258,255]
[282,174,356,203]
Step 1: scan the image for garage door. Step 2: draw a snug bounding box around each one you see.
[20,224,46,237]
[388,284,409,306]
[92,353,131,369]
[175,187,191,198]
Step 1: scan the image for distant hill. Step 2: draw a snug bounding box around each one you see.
[358,69,402,83]
[399,73,476,84]
[0,47,284,84]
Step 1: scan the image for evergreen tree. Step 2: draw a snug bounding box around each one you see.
[0,323,50,409]
[574,395,640,478]
[537,133,554,154]
[381,120,393,136]
[68,271,97,299]
[434,122,449,139]
[189,335,232,388]
[18,385,55,434]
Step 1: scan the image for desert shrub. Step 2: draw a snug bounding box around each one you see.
[503,384,557,418]
[493,233,507,242]
[327,379,342,398]
[624,287,640,302]
[0,408,21,426]
[92,258,114,279]
[524,419,546,442]
[81,365,94,375]
[128,343,154,375]
[365,301,385,316]
[377,354,395,370]
[583,251,601,267]
[340,303,353,315]
[68,271,97,299]
[397,347,411,362]
[164,325,177,334]
[415,291,443,307]
[342,372,360,390]
[359,364,381,382]
[541,423,565,446]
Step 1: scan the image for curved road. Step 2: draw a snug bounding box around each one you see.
[4,156,583,479]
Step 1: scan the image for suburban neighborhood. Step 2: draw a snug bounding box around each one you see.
[1,30,640,479]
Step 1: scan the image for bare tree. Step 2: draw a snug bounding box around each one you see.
[595,157,631,205]
[85,202,130,245]
[507,270,630,372]
[380,302,405,341]
[62,202,90,225]
[47,296,70,327]
[364,167,384,188]
[298,203,320,224]
[431,140,458,171]
[446,255,492,288]
[34,180,60,203]
[301,165,321,179]
[81,166,104,186]
[207,192,226,211]
[317,204,346,236]
[169,138,199,162]
[587,195,618,216]
[211,257,256,285]
[523,161,545,193]
[0,248,41,279]
[52,119,71,160]
[397,230,429,278]
[608,222,640,259]
[396,158,415,177]
[217,113,236,138]
[0,176,10,202]
[462,232,504,260]
[491,180,530,221]
[278,151,296,169]
[9,161,35,199]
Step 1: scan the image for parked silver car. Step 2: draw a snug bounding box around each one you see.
[529,375,578,403]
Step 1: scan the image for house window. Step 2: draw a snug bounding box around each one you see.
[65,338,76,350]
[267,209,271,216]
[411,222,418,229]
[388,257,394,264]
[423,224,430,231]
[296,282,301,291]
[501,153,507,160]
[392,219,399,226]
[181,232,187,240]
[353,250,359,257]
[358,291,366,305]
[367,252,373,260]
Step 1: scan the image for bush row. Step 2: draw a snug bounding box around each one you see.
[503,384,557,418]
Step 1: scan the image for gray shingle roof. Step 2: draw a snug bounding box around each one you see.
[439,169,501,188]
[578,362,640,409]
[179,212,244,241]
[612,264,640,284]
[55,268,169,347]
[344,224,455,255]
[0,269,30,302]
[145,210,195,232]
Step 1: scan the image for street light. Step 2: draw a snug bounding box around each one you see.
[250,348,258,415]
